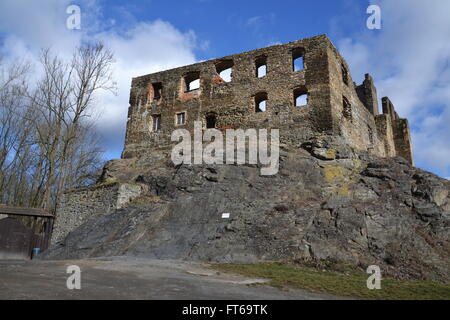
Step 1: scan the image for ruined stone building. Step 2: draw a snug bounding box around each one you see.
[51,34,413,244]
[123,34,413,165]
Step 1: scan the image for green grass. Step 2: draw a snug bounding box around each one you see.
[211,262,450,300]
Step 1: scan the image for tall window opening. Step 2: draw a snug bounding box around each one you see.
[206,113,217,128]
[152,114,161,131]
[152,82,162,100]
[255,92,268,113]
[292,48,305,71]
[176,112,186,125]
[255,55,267,78]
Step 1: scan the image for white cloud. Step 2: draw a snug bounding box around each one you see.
[0,0,199,158]
[0,0,79,53]
[336,0,450,177]
[93,21,197,156]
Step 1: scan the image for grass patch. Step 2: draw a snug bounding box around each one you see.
[211,262,450,300]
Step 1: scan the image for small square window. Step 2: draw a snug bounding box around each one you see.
[176,112,186,125]
[184,72,200,92]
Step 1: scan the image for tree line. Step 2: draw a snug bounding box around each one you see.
[0,43,116,213]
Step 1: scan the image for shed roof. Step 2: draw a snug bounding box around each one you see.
[0,205,53,217]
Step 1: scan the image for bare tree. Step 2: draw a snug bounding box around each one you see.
[0,42,116,213]
[0,57,32,205]
[29,42,116,211]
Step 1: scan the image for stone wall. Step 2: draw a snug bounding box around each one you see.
[122,35,332,159]
[327,45,386,157]
[375,114,396,157]
[356,74,379,116]
[393,118,414,166]
[50,34,417,254]
[381,97,414,165]
[51,182,142,244]
[121,34,414,166]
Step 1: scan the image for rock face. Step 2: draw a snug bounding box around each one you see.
[44,138,450,283]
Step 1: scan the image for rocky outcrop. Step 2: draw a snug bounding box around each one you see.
[44,137,450,283]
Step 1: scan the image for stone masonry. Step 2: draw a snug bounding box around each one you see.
[51,182,142,243]
[52,34,414,244]
[122,34,413,165]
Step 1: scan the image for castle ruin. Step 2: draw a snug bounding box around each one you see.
[123,34,413,165]
[51,34,413,244]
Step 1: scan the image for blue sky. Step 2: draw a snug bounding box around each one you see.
[1,0,450,179]
[95,0,369,60]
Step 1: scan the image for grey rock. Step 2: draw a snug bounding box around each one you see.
[44,143,450,283]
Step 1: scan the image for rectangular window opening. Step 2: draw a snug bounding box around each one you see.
[216,60,234,83]
[257,65,267,78]
[255,56,267,78]
[255,92,268,112]
[292,48,305,72]
[188,79,200,91]
[294,87,308,107]
[206,113,217,128]
[184,72,201,92]
[293,57,304,71]
[152,114,161,131]
[152,82,162,100]
[176,112,186,125]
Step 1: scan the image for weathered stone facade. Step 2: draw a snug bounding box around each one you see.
[122,34,413,165]
[52,34,415,246]
[51,182,142,243]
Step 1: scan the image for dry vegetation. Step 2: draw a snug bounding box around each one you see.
[212,262,450,300]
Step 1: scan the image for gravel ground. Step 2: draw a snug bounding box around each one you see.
[0,257,351,300]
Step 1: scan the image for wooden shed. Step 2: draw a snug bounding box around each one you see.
[0,205,54,260]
